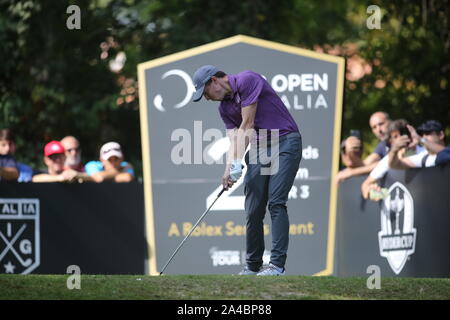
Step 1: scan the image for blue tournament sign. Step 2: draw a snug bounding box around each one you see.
[138,35,345,275]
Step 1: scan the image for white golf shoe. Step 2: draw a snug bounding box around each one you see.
[256,263,285,276]
[237,266,261,275]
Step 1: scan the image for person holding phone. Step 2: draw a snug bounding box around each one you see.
[361,119,425,200]
[388,120,446,169]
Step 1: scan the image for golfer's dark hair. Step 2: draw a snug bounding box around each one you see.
[0,128,14,142]
[205,71,227,86]
[388,119,409,136]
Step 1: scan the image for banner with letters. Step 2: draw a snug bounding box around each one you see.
[138,35,345,275]
[0,199,40,274]
[1,164,449,277]
[0,183,146,275]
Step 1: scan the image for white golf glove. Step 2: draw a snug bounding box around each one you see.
[229,159,243,182]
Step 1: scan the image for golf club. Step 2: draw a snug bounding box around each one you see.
[159,187,226,275]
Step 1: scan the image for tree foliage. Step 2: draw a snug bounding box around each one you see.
[0,0,449,174]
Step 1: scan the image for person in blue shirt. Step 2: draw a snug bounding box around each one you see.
[0,129,19,182]
[9,140,34,182]
[85,141,134,183]
[388,120,446,169]
[436,146,450,165]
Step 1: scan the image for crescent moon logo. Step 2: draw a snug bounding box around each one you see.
[153,69,195,112]
[153,94,165,112]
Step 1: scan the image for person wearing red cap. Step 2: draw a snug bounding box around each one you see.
[32,141,91,183]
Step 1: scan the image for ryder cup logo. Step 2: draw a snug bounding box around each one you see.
[0,199,40,274]
[378,182,416,275]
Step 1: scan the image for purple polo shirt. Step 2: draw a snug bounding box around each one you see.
[218,71,299,137]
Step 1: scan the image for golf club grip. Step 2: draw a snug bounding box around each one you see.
[217,187,226,198]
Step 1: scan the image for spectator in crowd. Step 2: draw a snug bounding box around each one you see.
[10,141,34,183]
[1,128,35,182]
[389,120,446,169]
[61,136,84,172]
[32,141,91,183]
[335,111,391,183]
[368,111,392,160]
[84,142,134,183]
[336,132,364,183]
[435,145,450,165]
[341,135,364,168]
[0,129,19,181]
[361,119,424,200]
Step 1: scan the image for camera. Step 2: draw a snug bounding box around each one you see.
[399,126,411,139]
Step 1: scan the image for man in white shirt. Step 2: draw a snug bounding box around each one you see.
[361,119,424,200]
[388,120,445,169]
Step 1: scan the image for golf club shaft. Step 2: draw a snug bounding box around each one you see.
[159,187,226,275]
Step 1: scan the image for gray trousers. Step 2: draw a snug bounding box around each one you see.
[243,131,302,271]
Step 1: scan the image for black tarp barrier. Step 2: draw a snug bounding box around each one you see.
[2,164,449,277]
[336,164,450,277]
[0,182,147,275]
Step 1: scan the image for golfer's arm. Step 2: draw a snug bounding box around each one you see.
[232,103,257,161]
[225,129,237,173]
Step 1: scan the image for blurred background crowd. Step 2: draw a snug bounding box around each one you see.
[335,113,450,200]
[0,130,134,183]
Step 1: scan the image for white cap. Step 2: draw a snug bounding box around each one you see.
[100,142,123,160]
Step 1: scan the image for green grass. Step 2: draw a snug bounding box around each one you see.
[0,274,449,300]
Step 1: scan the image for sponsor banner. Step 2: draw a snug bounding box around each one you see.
[0,183,146,275]
[209,247,271,268]
[336,164,450,277]
[378,182,416,274]
[138,35,345,275]
[0,199,40,274]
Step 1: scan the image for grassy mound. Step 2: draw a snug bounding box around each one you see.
[1,274,449,300]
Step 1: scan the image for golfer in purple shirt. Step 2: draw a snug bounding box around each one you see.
[192,65,302,276]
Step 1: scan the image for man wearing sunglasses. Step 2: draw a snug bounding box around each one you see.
[61,136,84,172]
